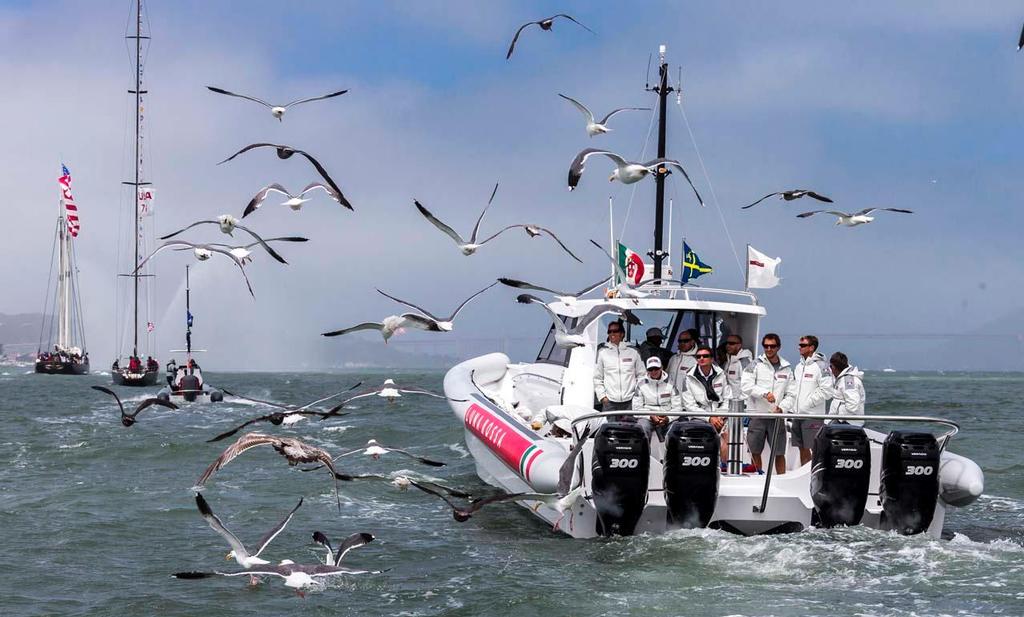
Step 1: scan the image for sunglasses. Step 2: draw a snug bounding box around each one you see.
[607,330,623,335]
[762,343,779,349]
[798,343,813,348]
[678,338,693,343]
[696,353,713,359]
[726,340,741,345]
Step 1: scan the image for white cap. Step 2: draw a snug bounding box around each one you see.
[646,356,662,369]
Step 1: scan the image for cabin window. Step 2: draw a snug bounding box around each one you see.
[535,317,575,367]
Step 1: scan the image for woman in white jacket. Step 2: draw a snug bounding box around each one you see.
[829,352,865,426]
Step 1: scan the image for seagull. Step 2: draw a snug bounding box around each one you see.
[321,314,439,344]
[741,189,833,210]
[161,215,290,264]
[91,385,179,427]
[196,433,351,509]
[497,276,610,305]
[390,475,472,498]
[207,86,348,121]
[368,378,446,402]
[331,439,447,467]
[568,148,704,206]
[415,191,581,261]
[524,486,586,531]
[311,531,374,566]
[796,207,914,227]
[188,237,308,266]
[219,143,352,210]
[134,241,255,297]
[558,94,649,137]
[506,14,595,60]
[374,283,497,333]
[194,492,302,569]
[515,294,641,349]
[243,182,345,218]
[207,383,362,443]
[1018,22,1024,51]
[172,560,384,596]
[408,480,529,522]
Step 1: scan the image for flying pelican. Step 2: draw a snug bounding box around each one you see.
[219,143,352,210]
[797,207,914,227]
[243,182,345,218]
[91,385,179,427]
[568,148,704,207]
[506,14,594,60]
[741,189,833,210]
[558,94,649,137]
[207,86,347,121]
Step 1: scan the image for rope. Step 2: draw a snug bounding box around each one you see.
[37,219,60,352]
[617,105,659,243]
[675,93,744,277]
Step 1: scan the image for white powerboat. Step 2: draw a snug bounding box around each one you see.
[441,46,983,539]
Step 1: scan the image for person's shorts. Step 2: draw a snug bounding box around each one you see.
[791,418,824,449]
[602,399,633,422]
[747,417,787,455]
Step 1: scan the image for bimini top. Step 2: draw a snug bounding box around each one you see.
[542,282,767,318]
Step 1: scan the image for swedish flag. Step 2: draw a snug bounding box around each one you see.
[681,241,713,284]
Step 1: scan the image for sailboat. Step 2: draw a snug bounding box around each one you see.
[442,45,984,538]
[35,164,89,376]
[111,0,159,387]
[157,266,223,403]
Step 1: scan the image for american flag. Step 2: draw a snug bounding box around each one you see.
[58,164,80,237]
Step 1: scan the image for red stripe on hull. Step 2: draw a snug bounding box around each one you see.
[463,403,538,481]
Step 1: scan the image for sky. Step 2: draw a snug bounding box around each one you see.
[1,0,1022,370]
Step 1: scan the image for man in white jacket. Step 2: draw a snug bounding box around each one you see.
[594,320,644,416]
[829,351,865,426]
[780,335,834,465]
[740,332,792,474]
[632,356,683,440]
[722,334,754,393]
[666,328,700,393]
[681,346,731,461]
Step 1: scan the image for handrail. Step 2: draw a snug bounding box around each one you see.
[753,417,782,514]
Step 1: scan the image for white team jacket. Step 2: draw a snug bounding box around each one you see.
[740,353,793,415]
[632,373,683,414]
[830,365,865,426]
[780,351,834,416]
[666,347,698,393]
[593,341,644,403]
[681,364,731,414]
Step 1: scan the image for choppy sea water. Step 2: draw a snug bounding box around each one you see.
[0,368,1021,617]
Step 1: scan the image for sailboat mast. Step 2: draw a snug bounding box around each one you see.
[131,0,141,357]
[185,265,191,358]
[651,44,672,282]
[57,194,69,350]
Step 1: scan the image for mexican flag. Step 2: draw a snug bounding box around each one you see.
[617,242,645,285]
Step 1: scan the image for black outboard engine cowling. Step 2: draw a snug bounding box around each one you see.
[880,431,940,535]
[810,424,870,527]
[179,374,201,402]
[663,420,720,528]
[591,422,650,537]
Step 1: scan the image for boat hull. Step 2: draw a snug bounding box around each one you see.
[444,353,981,540]
[111,369,159,387]
[35,359,90,375]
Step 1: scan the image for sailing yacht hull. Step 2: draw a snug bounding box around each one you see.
[112,369,159,387]
[35,360,90,375]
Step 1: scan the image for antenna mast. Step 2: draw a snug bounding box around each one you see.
[646,44,673,282]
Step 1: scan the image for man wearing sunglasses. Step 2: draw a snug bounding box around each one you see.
[594,319,644,415]
[741,333,792,474]
[721,334,753,394]
[779,335,834,465]
[666,328,700,394]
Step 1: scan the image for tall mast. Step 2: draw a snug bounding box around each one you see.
[648,44,673,282]
[185,265,192,358]
[57,197,69,350]
[124,0,150,358]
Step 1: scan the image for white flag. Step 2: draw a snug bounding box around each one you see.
[747,245,781,289]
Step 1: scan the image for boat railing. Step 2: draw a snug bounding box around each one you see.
[628,283,761,305]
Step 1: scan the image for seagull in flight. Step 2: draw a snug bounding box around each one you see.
[558,94,649,137]
[516,294,641,349]
[374,283,497,333]
[220,143,352,210]
[196,433,351,509]
[1018,22,1024,51]
[207,86,347,121]
[207,383,362,442]
[408,480,530,522]
[311,531,374,567]
[568,148,704,206]
[797,207,914,227]
[497,276,610,305]
[194,492,302,569]
[161,214,289,264]
[415,186,581,261]
[741,189,833,210]
[321,314,439,344]
[198,237,308,266]
[243,182,345,218]
[91,385,179,427]
[320,439,446,467]
[134,241,255,297]
[172,559,384,596]
[506,14,594,60]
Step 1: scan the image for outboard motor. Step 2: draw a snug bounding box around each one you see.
[591,422,650,536]
[663,421,720,528]
[179,374,201,402]
[880,431,940,535]
[810,424,870,527]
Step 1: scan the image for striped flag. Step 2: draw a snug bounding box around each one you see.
[58,164,80,237]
